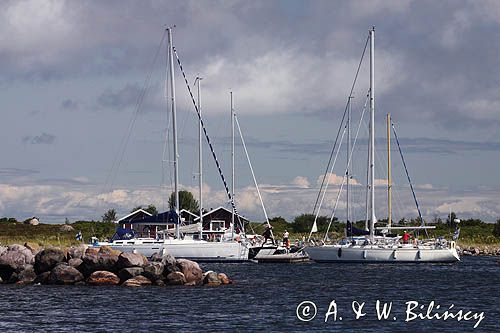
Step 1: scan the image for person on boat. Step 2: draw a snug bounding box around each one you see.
[402,230,411,244]
[262,225,274,245]
[283,230,290,249]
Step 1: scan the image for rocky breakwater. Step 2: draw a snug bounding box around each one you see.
[0,244,233,287]
[459,245,500,256]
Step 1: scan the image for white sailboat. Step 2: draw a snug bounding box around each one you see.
[97,27,249,261]
[305,27,459,263]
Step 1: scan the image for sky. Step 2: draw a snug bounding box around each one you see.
[0,0,499,224]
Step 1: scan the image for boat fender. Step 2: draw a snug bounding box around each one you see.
[338,248,342,258]
[363,250,367,259]
[417,250,422,260]
[393,250,397,259]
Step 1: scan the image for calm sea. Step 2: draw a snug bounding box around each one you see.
[0,256,498,332]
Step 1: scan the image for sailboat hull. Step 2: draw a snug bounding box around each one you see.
[306,245,459,263]
[99,240,249,262]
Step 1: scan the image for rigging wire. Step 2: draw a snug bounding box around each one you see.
[391,121,427,237]
[173,48,245,233]
[312,34,370,216]
[100,30,167,199]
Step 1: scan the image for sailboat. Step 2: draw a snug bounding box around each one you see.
[96,27,249,262]
[305,27,459,263]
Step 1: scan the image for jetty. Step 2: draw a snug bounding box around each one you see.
[0,244,232,287]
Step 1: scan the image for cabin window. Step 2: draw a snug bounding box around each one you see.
[210,220,225,231]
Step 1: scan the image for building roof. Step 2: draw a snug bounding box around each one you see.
[193,206,249,222]
[116,209,152,223]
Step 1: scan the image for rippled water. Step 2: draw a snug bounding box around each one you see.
[0,256,498,332]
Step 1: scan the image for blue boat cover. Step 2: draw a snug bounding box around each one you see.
[346,221,370,236]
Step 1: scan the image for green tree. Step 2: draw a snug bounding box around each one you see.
[493,219,500,238]
[130,204,158,215]
[102,209,117,223]
[168,190,199,212]
[292,214,329,233]
[145,204,158,215]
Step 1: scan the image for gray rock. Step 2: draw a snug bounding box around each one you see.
[165,271,187,285]
[49,264,84,285]
[0,245,35,280]
[116,252,147,269]
[67,244,88,260]
[176,259,203,285]
[118,267,144,282]
[203,271,221,286]
[79,253,118,277]
[68,258,83,268]
[17,264,37,284]
[34,271,51,284]
[0,246,7,257]
[161,253,179,275]
[142,262,164,281]
[154,279,165,287]
[34,248,66,274]
[150,252,162,262]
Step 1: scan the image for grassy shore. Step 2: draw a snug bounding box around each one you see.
[0,220,498,248]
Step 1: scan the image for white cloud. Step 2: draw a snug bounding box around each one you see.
[291,176,310,188]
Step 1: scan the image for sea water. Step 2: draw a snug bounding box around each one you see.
[0,256,498,332]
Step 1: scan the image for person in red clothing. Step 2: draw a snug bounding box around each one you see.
[402,230,411,244]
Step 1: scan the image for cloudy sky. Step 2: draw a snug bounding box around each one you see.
[1,0,499,224]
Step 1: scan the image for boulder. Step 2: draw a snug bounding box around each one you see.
[150,252,163,262]
[165,271,187,285]
[217,273,232,285]
[116,252,148,269]
[16,264,37,285]
[0,246,7,257]
[34,248,66,274]
[176,259,203,285]
[67,244,88,260]
[24,242,41,254]
[98,245,122,257]
[118,267,144,282]
[122,275,152,287]
[154,279,165,287]
[68,258,83,268]
[142,262,164,281]
[85,247,100,256]
[49,264,84,285]
[161,253,179,275]
[34,271,51,284]
[87,271,120,286]
[0,245,35,280]
[79,253,118,277]
[59,225,74,232]
[203,271,221,286]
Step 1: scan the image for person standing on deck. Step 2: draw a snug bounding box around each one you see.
[262,225,275,245]
[283,230,290,249]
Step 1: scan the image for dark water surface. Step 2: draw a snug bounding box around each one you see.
[0,256,498,332]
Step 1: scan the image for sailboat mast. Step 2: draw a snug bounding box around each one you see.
[369,27,376,242]
[231,91,235,238]
[347,95,352,224]
[167,27,180,239]
[196,77,203,239]
[387,113,392,228]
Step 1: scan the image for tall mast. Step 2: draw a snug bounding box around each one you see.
[231,91,235,238]
[196,76,203,239]
[167,27,180,239]
[347,95,352,224]
[387,113,392,229]
[369,27,376,241]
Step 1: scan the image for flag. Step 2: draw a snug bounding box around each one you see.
[311,220,318,233]
[452,228,460,241]
[76,231,83,241]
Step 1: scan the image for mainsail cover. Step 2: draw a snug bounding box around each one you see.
[346,221,369,236]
